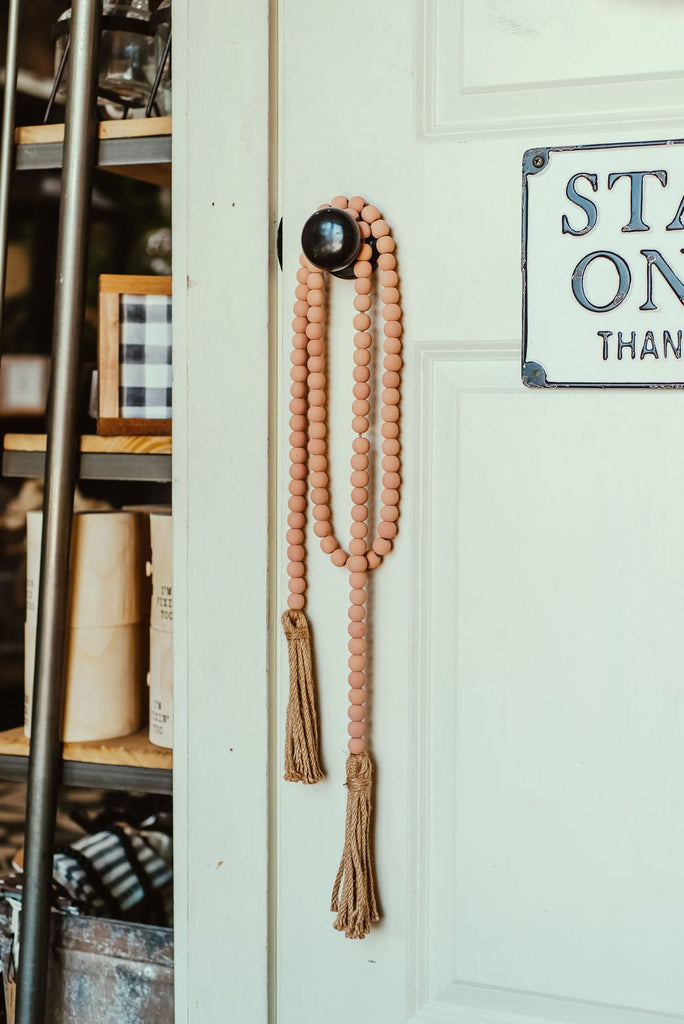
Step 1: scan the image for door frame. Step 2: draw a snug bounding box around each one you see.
[172,1,273,1020]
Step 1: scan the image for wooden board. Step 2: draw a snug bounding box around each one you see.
[100,274,172,295]
[0,727,172,770]
[4,434,172,455]
[15,117,172,146]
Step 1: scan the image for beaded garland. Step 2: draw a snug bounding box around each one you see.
[282,194,402,939]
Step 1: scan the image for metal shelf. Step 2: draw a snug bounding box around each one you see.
[2,433,172,482]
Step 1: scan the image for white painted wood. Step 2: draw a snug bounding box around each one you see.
[278,2,684,1023]
[172,0,271,1020]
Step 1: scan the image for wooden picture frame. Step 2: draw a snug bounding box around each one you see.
[97,274,172,436]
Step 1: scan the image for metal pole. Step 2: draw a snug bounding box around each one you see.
[16,0,101,1021]
[0,0,22,344]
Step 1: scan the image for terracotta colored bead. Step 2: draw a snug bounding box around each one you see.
[287,512,305,529]
[366,550,382,569]
[381,406,399,423]
[354,261,372,279]
[383,472,401,489]
[294,300,308,318]
[310,471,327,487]
[382,455,400,472]
[348,705,365,721]
[287,561,304,578]
[286,528,304,545]
[313,521,331,537]
[308,406,325,422]
[296,267,308,284]
[299,252,311,266]
[289,480,306,495]
[348,638,366,656]
[351,505,369,522]
[382,439,400,456]
[348,738,366,754]
[292,317,308,334]
[377,235,395,253]
[349,572,366,589]
[331,195,348,209]
[350,590,366,607]
[352,416,369,434]
[310,455,326,472]
[347,208,359,220]
[290,382,306,399]
[331,548,348,567]
[312,505,330,522]
[382,488,399,506]
[371,219,389,238]
[291,350,307,368]
[378,253,396,270]
[348,654,365,671]
[354,295,372,313]
[348,555,367,572]
[354,332,372,350]
[382,371,400,388]
[353,349,371,367]
[349,535,366,551]
[288,593,305,611]
[355,278,372,295]
[306,323,323,340]
[352,400,370,417]
[373,537,391,556]
[349,685,366,702]
[353,437,370,454]
[349,196,366,212]
[361,205,381,224]
[382,388,400,406]
[295,284,308,301]
[359,222,371,239]
[384,354,402,371]
[311,487,328,503]
[351,487,368,505]
[383,303,401,322]
[308,289,324,307]
[350,467,368,483]
[309,422,325,439]
[381,422,399,439]
[382,288,400,305]
[349,605,364,621]
[288,545,305,562]
[379,521,398,540]
[381,505,399,522]
[308,306,324,324]
[321,536,337,554]
[308,390,323,409]
[353,366,370,383]
[289,577,306,594]
[292,366,307,384]
[358,243,373,262]
[308,372,325,390]
[353,314,371,332]
[290,415,307,431]
[380,270,398,287]
[289,464,306,480]
[290,398,306,415]
[353,383,371,400]
[307,272,324,289]
[307,355,324,372]
[348,721,366,738]
[348,620,366,637]
[384,324,402,342]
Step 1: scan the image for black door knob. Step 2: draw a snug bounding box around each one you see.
[301,207,361,277]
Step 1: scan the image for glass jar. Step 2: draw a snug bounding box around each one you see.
[53,0,156,113]
[149,0,171,116]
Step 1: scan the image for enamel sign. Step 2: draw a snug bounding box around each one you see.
[522,140,684,387]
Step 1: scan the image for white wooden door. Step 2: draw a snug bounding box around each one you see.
[277,3,684,1023]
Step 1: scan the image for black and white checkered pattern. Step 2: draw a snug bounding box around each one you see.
[119,294,172,419]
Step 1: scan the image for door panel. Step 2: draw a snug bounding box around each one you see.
[278,3,684,1022]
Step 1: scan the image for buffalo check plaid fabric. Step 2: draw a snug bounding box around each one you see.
[119,293,172,419]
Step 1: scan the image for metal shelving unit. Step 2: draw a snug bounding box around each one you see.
[3,433,172,482]
[0,3,173,1019]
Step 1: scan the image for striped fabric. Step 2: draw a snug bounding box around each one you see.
[119,293,172,419]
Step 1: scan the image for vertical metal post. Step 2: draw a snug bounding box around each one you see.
[0,0,22,343]
[15,1,101,1021]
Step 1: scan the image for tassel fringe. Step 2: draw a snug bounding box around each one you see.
[282,609,324,784]
[331,751,379,938]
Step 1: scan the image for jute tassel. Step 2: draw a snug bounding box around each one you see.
[331,751,379,938]
[282,609,324,783]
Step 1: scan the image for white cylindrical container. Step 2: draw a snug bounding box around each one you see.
[148,512,172,747]
[25,510,147,742]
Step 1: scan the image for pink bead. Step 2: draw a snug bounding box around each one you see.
[290,382,306,399]
[354,295,372,313]
[289,464,306,480]
[307,272,324,289]
[299,252,312,266]
[348,621,366,638]
[289,430,306,447]
[353,349,371,366]
[310,471,327,487]
[308,306,324,323]
[296,267,308,284]
[288,593,305,611]
[384,323,402,341]
[371,219,390,238]
[348,738,366,754]
[383,472,401,489]
[353,312,371,331]
[349,571,366,589]
[351,487,368,505]
[311,487,328,504]
[378,253,396,270]
[382,456,400,472]
[382,438,400,456]
[352,400,370,417]
[379,521,398,540]
[287,562,304,578]
[331,548,348,567]
[292,318,308,334]
[290,398,307,415]
[348,721,366,739]
[308,372,325,389]
[382,388,400,407]
[355,278,372,295]
[308,406,325,422]
[347,208,359,220]
[382,488,399,506]
[361,205,381,224]
[350,591,366,608]
[312,505,330,522]
[380,270,399,287]
[331,195,349,209]
[354,261,372,279]
[287,545,305,561]
[313,521,331,537]
[365,551,380,569]
[353,437,370,454]
[382,288,400,304]
[309,390,325,408]
[349,686,365,701]
[373,537,391,556]
[358,243,373,263]
[307,355,324,372]
[290,415,307,431]
[352,416,369,434]
[288,577,306,594]
[349,196,366,212]
[348,705,365,722]
[350,469,368,485]
[289,480,306,495]
[377,236,395,253]
[384,354,402,371]
[306,323,323,340]
[381,422,399,439]
[295,284,308,301]
[351,505,369,522]
[294,300,308,317]
[349,654,365,671]
[310,455,326,471]
[383,303,401,322]
[286,528,304,545]
[382,371,400,388]
[353,366,370,383]
[348,554,367,573]
[308,289,324,307]
[381,407,399,424]
[353,383,371,401]
[291,446,306,464]
[320,536,337,554]
[308,440,325,457]
[354,332,372,350]
[349,638,366,655]
[287,512,305,529]
[349,536,366,552]
[381,505,399,522]
[349,605,364,621]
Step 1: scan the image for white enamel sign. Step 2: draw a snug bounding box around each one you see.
[522,139,684,387]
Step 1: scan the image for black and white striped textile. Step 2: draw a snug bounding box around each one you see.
[119,293,172,420]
